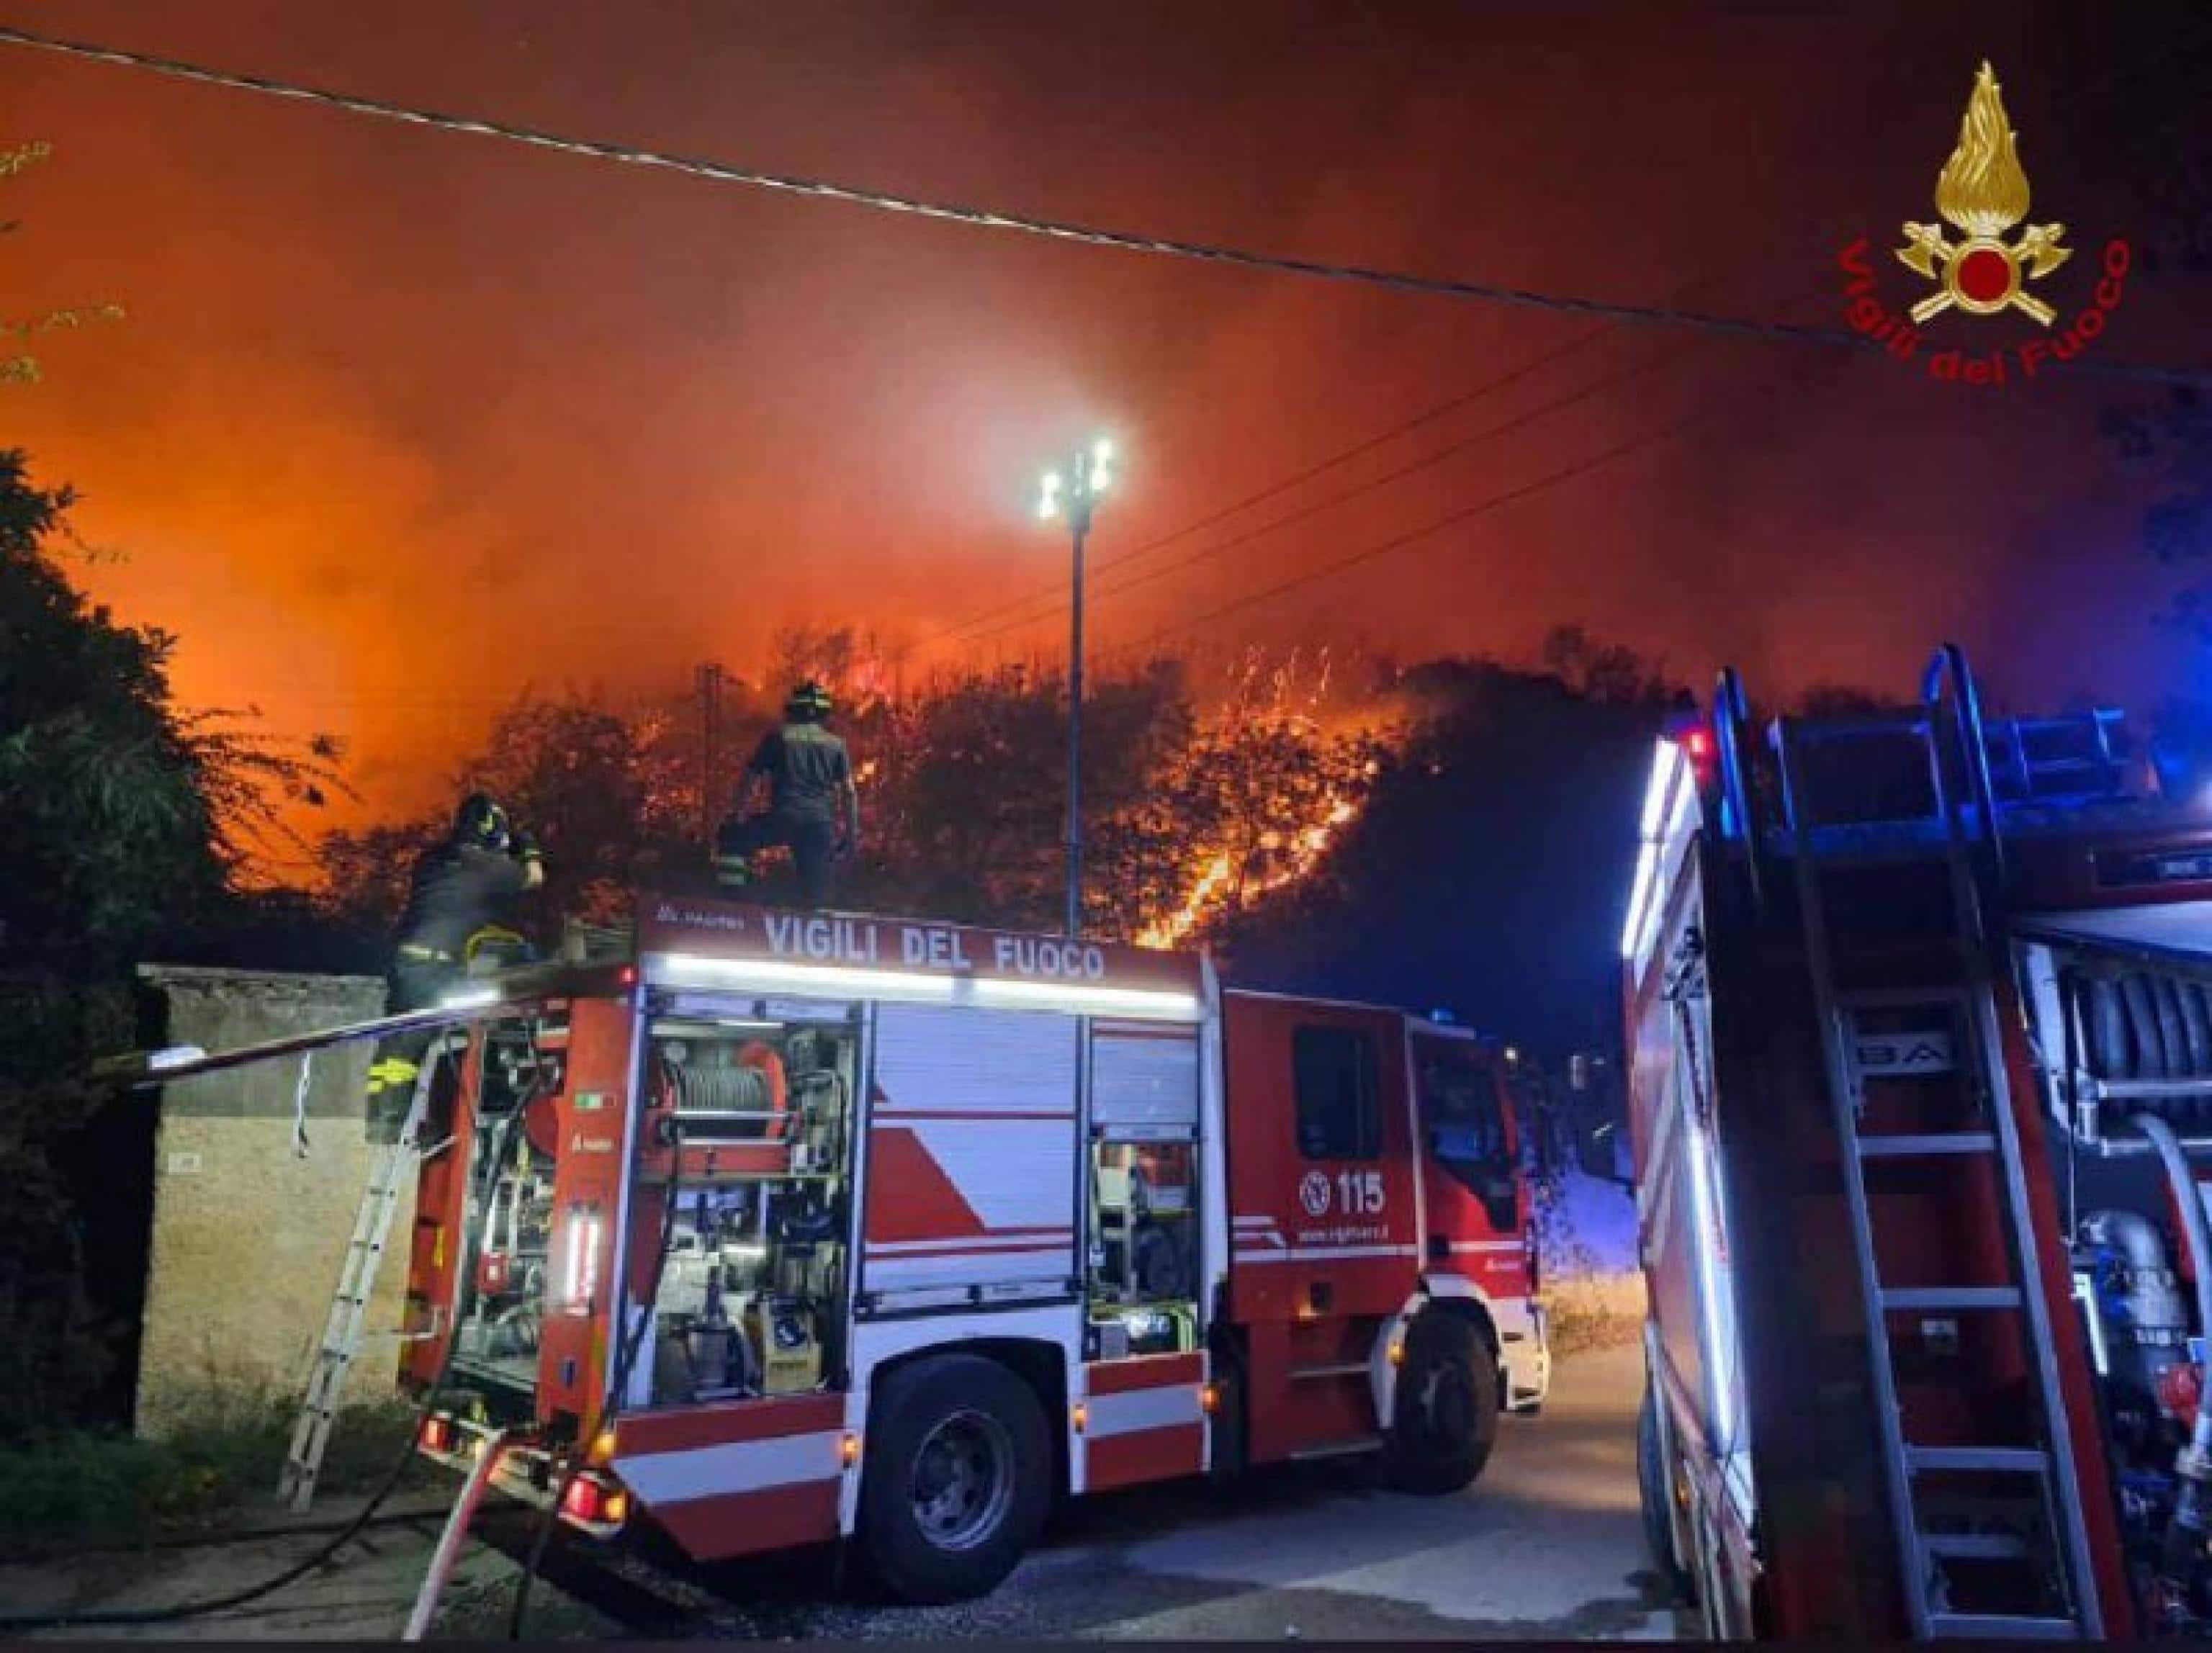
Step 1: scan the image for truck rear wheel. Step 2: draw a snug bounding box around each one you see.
[858,1354,1051,1605]
[1637,1384,1695,1603]
[1380,1312,1498,1494]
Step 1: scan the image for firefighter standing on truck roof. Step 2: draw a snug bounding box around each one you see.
[365,792,544,1140]
[714,680,860,909]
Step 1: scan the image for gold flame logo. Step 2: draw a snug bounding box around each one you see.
[1896,61,2070,325]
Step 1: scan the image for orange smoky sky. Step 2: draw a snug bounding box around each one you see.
[3,1,2207,837]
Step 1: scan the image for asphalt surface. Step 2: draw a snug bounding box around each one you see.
[5,1341,1679,1641]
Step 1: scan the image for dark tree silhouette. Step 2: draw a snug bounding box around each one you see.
[1219,651,1680,1055]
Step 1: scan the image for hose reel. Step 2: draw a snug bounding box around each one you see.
[658,1041,789,1140]
[2074,968,2212,1134]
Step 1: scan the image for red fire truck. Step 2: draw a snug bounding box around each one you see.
[401,895,1547,1601]
[1620,644,2212,1640]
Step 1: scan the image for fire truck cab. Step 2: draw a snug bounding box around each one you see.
[1622,644,2212,1640]
[403,895,1545,1602]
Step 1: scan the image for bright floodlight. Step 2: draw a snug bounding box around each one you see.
[1038,470,1064,521]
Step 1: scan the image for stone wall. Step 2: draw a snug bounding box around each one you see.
[135,965,405,1436]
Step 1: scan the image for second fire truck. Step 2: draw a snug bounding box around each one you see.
[1621,644,2212,1640]
[400,895,1547,1602]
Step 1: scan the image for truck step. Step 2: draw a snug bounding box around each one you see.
[1927,1612,2080,1639]
[1289,1362,1369,1382]
[1922,1532,2032,1562]
[1906,1446,2048,1474]
[1880,1287,2023,1312]
[1288,1437,1383,1462]
[1858,1132,1995,1158]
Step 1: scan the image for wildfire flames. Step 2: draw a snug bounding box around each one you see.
[1136,794,1360,950]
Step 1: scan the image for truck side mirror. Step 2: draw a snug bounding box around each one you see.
[1575,1121,1634,1189]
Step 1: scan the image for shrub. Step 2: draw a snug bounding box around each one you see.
[0,1392,422,1558]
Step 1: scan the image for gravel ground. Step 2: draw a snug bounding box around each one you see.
[2,1340,1679,1642]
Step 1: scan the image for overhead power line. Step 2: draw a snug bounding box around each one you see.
[910,269,1728,656]
[1123,374,1788,653]
[909,319,1622,654]
[952,338,1689,653]
[2,24,2206,389]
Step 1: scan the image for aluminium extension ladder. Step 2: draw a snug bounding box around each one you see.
[276,1042,449,1512]
[1771,708,2102,1641]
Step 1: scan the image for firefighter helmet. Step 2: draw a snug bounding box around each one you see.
[786,680,835,722]
[455,791,511,851]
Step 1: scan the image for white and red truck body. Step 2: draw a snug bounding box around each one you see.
[401,893,1545,1593]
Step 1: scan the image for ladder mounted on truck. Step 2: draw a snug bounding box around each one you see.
[277,1035,459,1511]
[104,986,562,1510]
[1717,645,2111,1639]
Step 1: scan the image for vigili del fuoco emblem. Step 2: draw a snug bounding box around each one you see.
[1895,60,2070,325]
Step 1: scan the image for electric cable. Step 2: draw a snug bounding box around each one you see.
[0,1048,538,1634]
[945,338,1687,654]
[1121,371,1779,654]
[0,24,2204,389]
[505,1116,685,1639]
[905,318,1626,653]
[907,270,1735,657]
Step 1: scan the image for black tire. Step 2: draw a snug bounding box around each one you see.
[1637,1384,1696,1603]
[858,1354,1051,1605]
[1380,1312,1499,1495]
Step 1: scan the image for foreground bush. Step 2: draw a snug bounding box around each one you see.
[0,1392,421,1559]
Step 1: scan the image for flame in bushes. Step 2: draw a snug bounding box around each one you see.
[1136,793,1361,949]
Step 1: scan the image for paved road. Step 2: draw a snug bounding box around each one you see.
[485,1338,1681,1642]
[704,1338,1680,1642]
[7,1342,1678,1641]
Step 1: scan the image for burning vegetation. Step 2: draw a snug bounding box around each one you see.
[315,633,1396,950]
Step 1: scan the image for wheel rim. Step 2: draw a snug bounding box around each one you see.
[1415,1357,1473,1444]
[909,1409,1015,1551]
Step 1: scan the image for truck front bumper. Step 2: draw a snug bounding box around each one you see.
[1498,1297,1550,1414]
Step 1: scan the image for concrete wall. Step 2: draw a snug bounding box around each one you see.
[135,965,406,1436]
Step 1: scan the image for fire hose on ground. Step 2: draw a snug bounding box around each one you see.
[0,1074,534,1636]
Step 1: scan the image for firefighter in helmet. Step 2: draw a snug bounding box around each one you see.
[714,680,860,909]
[365,792,544,1140]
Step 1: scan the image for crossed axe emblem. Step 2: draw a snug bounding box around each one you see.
[1895,220,2072,325]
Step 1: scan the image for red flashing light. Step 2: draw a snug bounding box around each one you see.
[418,1415,453,1454]
[617,965,637,988]
[1681,726,1714,763]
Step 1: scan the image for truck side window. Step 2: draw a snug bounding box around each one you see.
[1292,1026,1381,1159]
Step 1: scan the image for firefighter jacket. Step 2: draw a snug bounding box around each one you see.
[745,721,853,827]
[392,838,534,961]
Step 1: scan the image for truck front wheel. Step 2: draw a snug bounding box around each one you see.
[858,1354,1051,1605]
[1380,1312,1498,1494]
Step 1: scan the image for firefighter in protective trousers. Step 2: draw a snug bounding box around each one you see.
[714,680,860,909]
[366,792,544,1139]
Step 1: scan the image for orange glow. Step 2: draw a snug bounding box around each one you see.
[7,4,2181,868]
